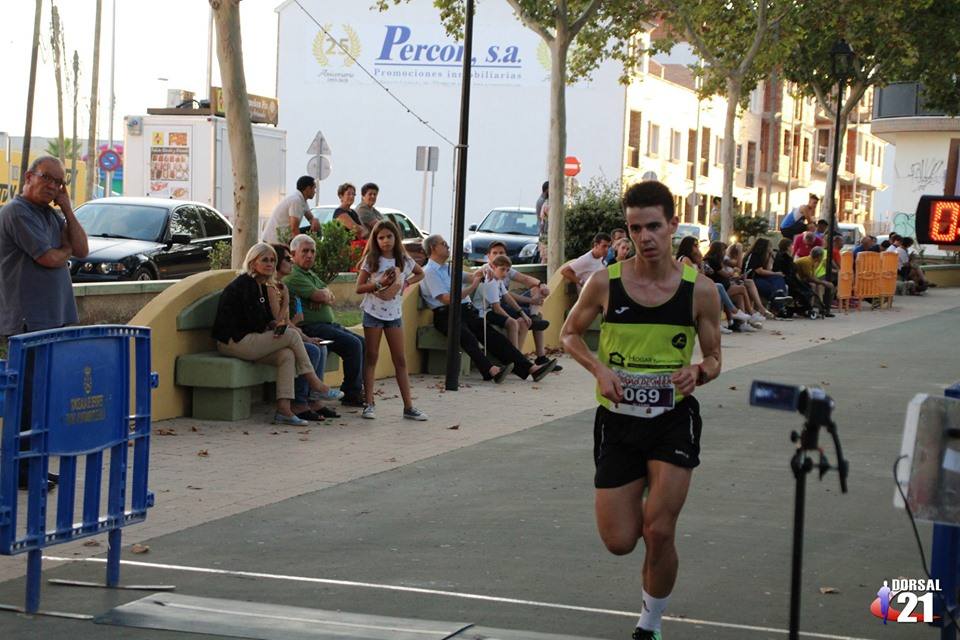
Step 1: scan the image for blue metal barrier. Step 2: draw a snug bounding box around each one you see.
[0,325,158,614]
[931,382,960,638]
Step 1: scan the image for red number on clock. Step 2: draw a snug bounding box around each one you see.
[930,201,960,243]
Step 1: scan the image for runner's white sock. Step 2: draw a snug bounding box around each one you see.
[637,589,670,632]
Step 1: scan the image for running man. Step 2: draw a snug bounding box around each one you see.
[561,181,721,640]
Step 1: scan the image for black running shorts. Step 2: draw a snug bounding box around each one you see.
[593,396,703,489]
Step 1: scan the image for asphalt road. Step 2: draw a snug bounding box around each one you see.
[1,307,956,640]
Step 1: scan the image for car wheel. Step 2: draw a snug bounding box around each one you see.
[132,266,155,281]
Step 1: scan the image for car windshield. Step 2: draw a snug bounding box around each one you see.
[477,209,538,235]
[839,227,859,245]
[75,203,169,241]
[675,224,703,238]
[307,207,337,226]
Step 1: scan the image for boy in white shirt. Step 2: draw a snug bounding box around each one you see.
[481,255,531,350]
[560,232,612,290]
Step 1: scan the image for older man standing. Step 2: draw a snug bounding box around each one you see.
[0,156,88,337]
[284,234,365,406]
[1,156,89,490]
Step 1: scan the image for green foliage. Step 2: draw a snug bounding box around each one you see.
[781,0,960,117]
[277,221,359,284]
[733,215,770,243]
[208,241,232,270]
[44,138,78,159]
[564,177,623,260]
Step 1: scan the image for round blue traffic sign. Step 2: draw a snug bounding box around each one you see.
[98,149,122,173]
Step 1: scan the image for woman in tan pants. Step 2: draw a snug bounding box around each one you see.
[212,243,331,426]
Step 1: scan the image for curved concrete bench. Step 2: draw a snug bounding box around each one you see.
[174,291,340,420]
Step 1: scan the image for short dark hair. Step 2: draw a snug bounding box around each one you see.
[816,219,828,227]
[487,240,507,254]
[880,240,892,250]
[296,175,316,192]
[361,182,379,196]
[622,181,675,219]
[889,232,901,241]
[491,255,512,268]
[337,182,356,197]
[611,227,627,237]
[901,237,915,248]
[593,232,612,245]
[541,180,549,193]
[808,194,820,202]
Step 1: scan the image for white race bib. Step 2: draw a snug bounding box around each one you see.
[610,370,676,418]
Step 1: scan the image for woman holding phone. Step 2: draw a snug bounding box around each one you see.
[213,243,334,426]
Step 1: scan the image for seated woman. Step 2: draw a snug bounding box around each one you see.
[212,242,333,426]
[725,242,773,318]
[609,237,633,264]
[742,238,787,305]
[702,241,765,329]
[271,243,344,421]
[898,238,931,293]
[676,237,757,334]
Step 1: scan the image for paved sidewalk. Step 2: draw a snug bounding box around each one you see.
[2,289,958,584]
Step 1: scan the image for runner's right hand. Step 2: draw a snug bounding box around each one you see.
[596,366,623,405]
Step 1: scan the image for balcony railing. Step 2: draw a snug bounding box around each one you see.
[873,82,946,119]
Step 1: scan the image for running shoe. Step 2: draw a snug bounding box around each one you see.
[719,324,733,335]
[361,404,376,419]
[632,628,661,640]
[734,321,757,332]
[311,388,344,402]
[732,310,752,323]
[750,312,766,324]
[403,407,429,421]
[531,358,558,382]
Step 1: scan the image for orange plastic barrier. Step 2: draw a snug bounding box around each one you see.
[854,251,881,308]
[837,251,855,313]
[878,251,899,309]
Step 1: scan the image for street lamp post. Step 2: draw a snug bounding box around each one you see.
[823,39,854,306]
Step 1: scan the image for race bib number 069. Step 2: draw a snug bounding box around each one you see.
[613,370,675,416]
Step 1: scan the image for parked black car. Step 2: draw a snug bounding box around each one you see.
[463,207,540,264]
[70,197,233,281]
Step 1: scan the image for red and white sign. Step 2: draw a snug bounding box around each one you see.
[564,155,581,177]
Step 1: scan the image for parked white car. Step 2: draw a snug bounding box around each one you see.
[673,223,711,252]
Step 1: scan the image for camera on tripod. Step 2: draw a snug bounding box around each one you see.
[749,380,834,427]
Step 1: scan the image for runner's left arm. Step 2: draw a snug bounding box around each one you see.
[672,273,722,396]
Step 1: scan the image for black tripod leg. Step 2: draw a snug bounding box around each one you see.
[790,453,808,640]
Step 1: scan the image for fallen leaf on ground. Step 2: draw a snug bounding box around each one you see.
[197,449,209,457]
[191,426,199,432]
[448,424,460,430]
[186,485,202,490]
[299,437,310,442]
[155,428,176,436]
[385,457,397,462]
[819,586,839,594]
[879,363,888,368]
[729,386,737,391]
[242,431,250,435]
[131,544,150,554]
[270,431,280,435]
[83,540,101,547]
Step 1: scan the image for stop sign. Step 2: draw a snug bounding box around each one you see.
[564,156,581,177]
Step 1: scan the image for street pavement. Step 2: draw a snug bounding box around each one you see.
[0,289,958,639]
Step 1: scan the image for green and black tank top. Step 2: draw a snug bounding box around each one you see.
[596,261,697,417]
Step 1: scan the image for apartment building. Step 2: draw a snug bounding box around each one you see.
[623,52,888,229]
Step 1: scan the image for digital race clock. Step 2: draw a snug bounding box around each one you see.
[915,195,960,246]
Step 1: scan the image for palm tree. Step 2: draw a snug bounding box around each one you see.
[45,138,77,160]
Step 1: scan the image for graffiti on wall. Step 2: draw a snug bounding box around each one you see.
[896,157,947,193]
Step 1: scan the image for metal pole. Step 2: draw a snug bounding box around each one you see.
[106,0,116,196]
[206,6,214,100]
[691,94,701,224]
[851,103,861,222]
[445,0,475,391]
[20,0,43,194]
[825,81,845,296]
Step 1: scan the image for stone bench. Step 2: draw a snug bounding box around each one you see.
[174,291,339,420]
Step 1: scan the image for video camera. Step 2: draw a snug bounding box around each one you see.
[749,381,835,429]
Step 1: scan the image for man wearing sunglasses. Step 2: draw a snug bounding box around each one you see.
[0,156,88,490]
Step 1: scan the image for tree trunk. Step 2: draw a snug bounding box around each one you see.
[51,6,66,164]
[85,0,103,202]
[720,76,741,243]
[20,0,43,194]
[546,33,569,278]
[211,0,260,269]
[763,72,778,220]
[70,50,80,200]
[819,82,865,223]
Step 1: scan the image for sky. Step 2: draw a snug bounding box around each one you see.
[0,0,280,142]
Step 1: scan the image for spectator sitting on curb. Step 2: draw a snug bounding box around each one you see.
[560,232,612,291]
[678,237,758,334]
[284,234,366,407]
[419,234,557,383]
[355,182,384,237]
[899,237,932,293]
[480,255,527,349]
[272,243,343,421]
[794,247,836,316]
[481,241,560,371]
[212,243,336,427]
